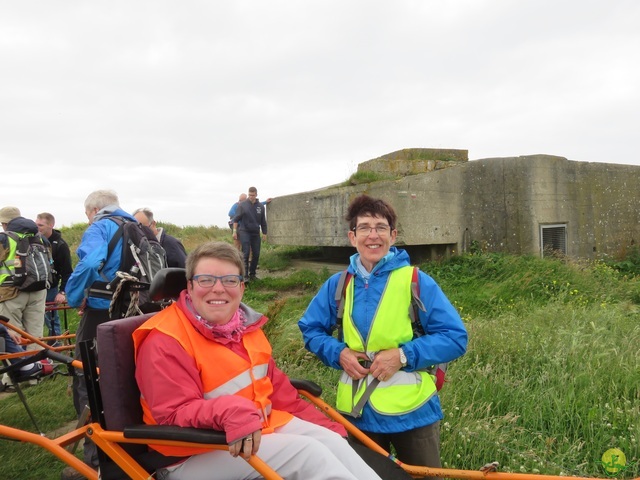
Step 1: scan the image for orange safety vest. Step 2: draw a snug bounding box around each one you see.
[132,303,293,456]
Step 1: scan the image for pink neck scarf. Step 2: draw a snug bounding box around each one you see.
[184,293,247,343]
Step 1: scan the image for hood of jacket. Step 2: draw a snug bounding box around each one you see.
[94,205,137,223]
[347,246,411,279]
[5,217,39,235]
[49,229,63,243]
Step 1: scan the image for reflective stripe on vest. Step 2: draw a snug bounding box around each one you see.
[205,363,269,399]
[0,235,19,286]
[132,303,293,456]
[336,266,437,417]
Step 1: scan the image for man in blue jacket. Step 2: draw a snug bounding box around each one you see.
[299,194,467,479]
[64,189,137,479]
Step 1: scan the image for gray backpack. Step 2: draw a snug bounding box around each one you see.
[4,232,53,292]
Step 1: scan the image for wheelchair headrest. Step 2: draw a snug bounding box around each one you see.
[149,268,188,302]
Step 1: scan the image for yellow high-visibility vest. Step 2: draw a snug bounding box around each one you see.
[0,234,19,286]
[336,266,437,417]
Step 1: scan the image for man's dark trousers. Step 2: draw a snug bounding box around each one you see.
[239,229,261,278]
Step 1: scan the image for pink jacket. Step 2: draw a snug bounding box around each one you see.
[135,293,347,444]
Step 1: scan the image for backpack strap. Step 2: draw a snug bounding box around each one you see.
[333,269,352,342]
[409,266,426,338]
[105,217,126,263]
[97,217,126,281]
[410,266,448,391]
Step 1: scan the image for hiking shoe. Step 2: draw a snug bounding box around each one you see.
[61,465,97,480]
[0,382,15,393]
[14,360,54,383]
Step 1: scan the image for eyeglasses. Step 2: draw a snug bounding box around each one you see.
[191,274,243,288]
[352,224,392,235]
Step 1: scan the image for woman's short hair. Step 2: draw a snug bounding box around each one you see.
[345,194,397,231]
[186,241,245,280]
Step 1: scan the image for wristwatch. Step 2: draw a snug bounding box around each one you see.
[399,348,407,367]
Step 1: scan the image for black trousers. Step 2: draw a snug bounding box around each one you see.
[238,230,261,277]
[347,438,413,479]
[353,421,442,480]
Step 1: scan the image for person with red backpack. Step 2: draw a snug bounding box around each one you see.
[298,194,468,478]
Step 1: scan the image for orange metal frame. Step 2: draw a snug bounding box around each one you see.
[0,422,284,480]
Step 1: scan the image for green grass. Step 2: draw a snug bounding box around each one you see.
[2,248,639,479]
[342,170,399,186]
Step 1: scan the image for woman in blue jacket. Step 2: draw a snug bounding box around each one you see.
[299,194,468,476]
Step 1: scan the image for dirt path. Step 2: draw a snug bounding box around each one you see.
[289,259,345,275]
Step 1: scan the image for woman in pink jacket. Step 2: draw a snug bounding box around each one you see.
[134,241,388,480]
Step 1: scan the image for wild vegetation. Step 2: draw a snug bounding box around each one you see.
[1,224,638,479]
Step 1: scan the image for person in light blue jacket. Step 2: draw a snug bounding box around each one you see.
[299,194,467,477]
[63,189,137,478]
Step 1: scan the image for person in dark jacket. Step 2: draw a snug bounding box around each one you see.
[232,187,267,282]
[133,207,187,268]
[36,212,73,338]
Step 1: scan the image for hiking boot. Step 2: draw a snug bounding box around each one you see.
[14,360,54,383]
[61,465,97,480]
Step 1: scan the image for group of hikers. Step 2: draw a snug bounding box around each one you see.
[1,189,468,480]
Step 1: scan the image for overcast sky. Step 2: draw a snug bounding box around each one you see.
[2,1,639,229]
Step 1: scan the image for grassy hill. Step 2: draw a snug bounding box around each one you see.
[1,224,638,479]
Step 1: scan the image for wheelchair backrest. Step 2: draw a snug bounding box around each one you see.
[97,313,156,432]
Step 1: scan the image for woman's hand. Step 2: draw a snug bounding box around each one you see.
[370,348,402,382]
[339,348,371,380]
[229,430,262,460]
